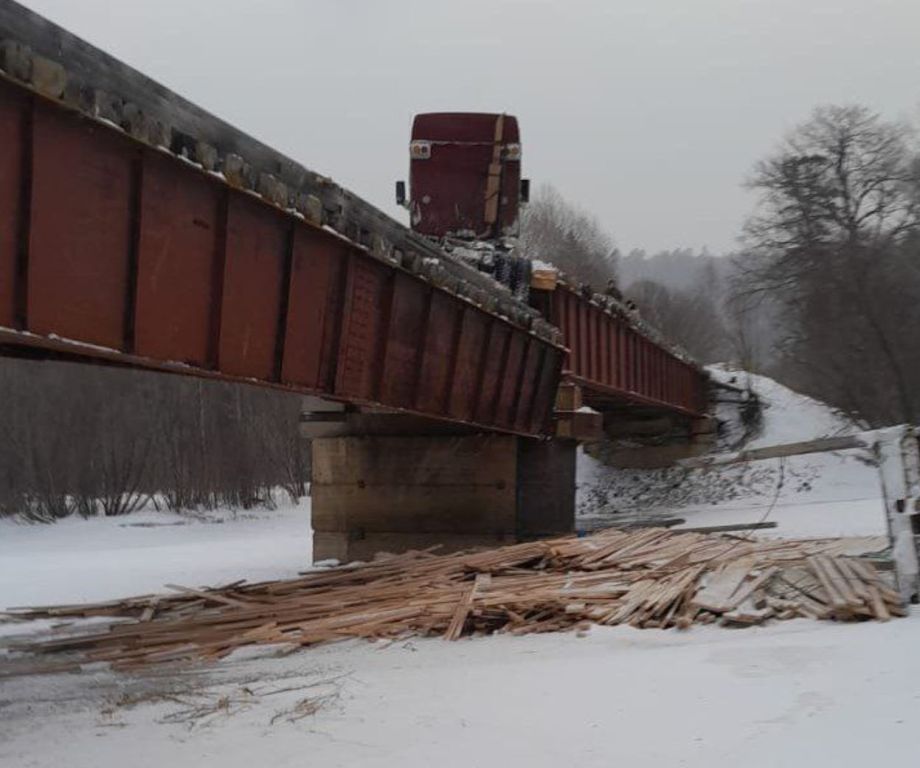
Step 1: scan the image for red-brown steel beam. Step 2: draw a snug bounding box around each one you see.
[0,75,564,438]
[532,283,706,418]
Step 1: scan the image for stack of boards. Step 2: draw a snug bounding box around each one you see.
[6,527,902,671]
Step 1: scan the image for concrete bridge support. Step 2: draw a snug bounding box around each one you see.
[311,434,575,562]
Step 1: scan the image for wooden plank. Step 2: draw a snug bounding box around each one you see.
[444,574,488,641]
[691,562,751,613]
[680,522,779,534]
[722,567,779,611]
[163,584,256,609]
[806,557,851,611]
[867,586,891,622]
[554,383,582,411]
[680,435,869,469]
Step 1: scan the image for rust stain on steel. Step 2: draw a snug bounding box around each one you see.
[135,151,222,367]
[415,292,462,416]
[379,273,430,409]
[447,307,489,423]
[495,333,527,430]
[514,340,543,432]
[474,322,511,426]
[335,254,391,401]
[219,193,289,380]
[282,226,350,392]
[0,75,563,437]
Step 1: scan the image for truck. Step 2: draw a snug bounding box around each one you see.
[397,112,532,298]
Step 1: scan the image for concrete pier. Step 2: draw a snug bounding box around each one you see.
[311,434,575,562]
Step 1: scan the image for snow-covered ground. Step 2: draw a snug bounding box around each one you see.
[577,364,887,539]
[1,368,916,767]
[0,499,312,608]
[577,447,887,539]
[1,612,919,768]
[707,364,857,449]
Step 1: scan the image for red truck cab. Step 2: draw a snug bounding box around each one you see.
[397,112,528,242]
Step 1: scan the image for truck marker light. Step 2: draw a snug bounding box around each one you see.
[503,143,522,161]
[409,140,431,159]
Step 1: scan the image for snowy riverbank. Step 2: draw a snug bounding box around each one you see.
[0,499,312,608]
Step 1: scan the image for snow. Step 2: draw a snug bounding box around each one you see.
[0,499,312,609]
[1,614,919,767]
[708,364,857,449]
[1,369,915,767]
[674,496,885,539]
[578,447,887,539]
[0,470,916,767]
[578,366,887,540]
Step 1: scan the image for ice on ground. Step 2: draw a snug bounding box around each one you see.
[0,409,913,768]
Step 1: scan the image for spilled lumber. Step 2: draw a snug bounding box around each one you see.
[4,528,901,670]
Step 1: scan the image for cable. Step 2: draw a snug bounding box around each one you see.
[707,454,786,561]
[749,454,786,532]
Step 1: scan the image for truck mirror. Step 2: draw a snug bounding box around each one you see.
[395,180,406,207]
[520,178,530,204]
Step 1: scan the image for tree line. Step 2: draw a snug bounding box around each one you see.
[0,360,307,522]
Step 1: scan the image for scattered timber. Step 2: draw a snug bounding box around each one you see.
[3,528,901,671]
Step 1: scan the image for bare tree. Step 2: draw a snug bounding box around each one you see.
[626,279,730,363]
[0,360,308,521]
[743,105,916,289]
[738,104,920,425]
[518,184,619,289]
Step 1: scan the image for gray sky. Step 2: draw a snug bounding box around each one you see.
[19,0,920,254]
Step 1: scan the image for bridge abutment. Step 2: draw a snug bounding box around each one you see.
[311,434,575,562]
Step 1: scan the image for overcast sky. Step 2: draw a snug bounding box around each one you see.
[18,0,920,255]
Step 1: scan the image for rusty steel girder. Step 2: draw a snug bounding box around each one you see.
[0,74,563,436]
[531,283,706,417]
[0,0,708,437]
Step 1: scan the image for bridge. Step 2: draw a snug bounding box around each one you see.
[0,0,708,560]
